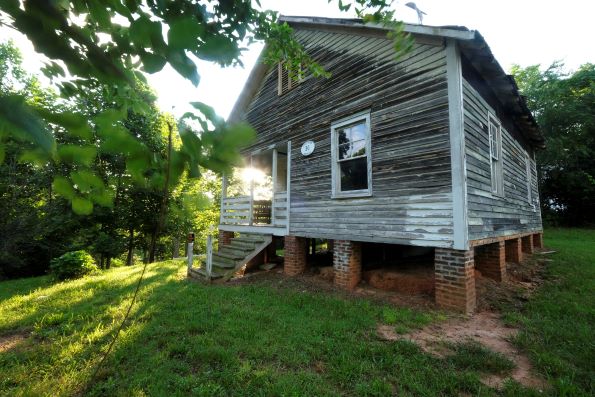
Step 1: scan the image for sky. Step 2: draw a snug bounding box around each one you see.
[2,0,593,120]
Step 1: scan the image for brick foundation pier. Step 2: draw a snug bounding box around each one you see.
[333,240,362,290]
[434,248,476,314]
[505,238,523,264]
[474,241,506,281]
[284,236,307,276]
[218,230,234,246]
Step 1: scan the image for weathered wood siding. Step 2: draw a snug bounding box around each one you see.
[462,71,542,240]
[242,28,455,247]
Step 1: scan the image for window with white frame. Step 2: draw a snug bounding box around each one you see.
[331,112,372,197]
[525,150,532,204]
[488,114,503,196]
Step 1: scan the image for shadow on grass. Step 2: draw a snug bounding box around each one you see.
[0,262,184,396]
[83,276,495,396]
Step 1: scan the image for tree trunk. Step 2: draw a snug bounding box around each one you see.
[173,236,180,258]
[106,257,111,269]
[126,227,134,265]
[149,121,173,263]
[148,228,158,263]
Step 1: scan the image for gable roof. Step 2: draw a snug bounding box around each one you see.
[229,16,544,148]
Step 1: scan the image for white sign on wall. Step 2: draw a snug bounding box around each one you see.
[301,140,315,156]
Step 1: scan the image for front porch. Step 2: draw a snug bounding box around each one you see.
[219,143,290,236]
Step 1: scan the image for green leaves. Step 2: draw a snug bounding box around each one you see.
[0,95,56,155]
[130,16,163,49]
[196,35,238,64]
[53,170,115,215]
[168,17,204,50]
[53,176,76,199]
[167,50,200,86]
[72,197,93,215]
[140,51,167,73]
[35,109,93,140]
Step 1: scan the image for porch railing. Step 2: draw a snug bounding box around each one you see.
[221,191,287,227]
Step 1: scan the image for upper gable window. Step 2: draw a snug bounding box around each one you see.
[277,62,303,96]
[488,113,504,196]
[331,112,372,198]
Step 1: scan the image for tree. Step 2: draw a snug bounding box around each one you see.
[0,2,406,209]
[511,63,595,226]
[0,1,410,269]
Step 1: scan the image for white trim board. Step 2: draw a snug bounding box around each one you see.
[446,38,469,251]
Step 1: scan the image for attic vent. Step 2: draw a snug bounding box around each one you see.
[277,62,304,96]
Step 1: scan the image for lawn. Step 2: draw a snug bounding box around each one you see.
[0,229,593,396]
[503,228,595,396]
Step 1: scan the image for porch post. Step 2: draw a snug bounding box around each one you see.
[272,148,278,226]
[219,172,228,225]
[286,141,291,235]
[249,156,254,225]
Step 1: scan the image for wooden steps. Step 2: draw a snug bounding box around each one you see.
[188,233,272,283]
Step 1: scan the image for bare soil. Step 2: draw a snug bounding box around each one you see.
[363,267,434,294]
[233,255,551,391]
[0,330,29,353]
[378,312,547,390]
[377,255,551,391]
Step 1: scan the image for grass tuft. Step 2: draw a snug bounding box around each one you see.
[445,341,516,374]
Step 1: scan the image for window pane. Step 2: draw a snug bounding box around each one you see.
[338,142,350,160]
[489,123,498,160]
[340,157,368,191]
[338,128,349,146]
[350,123,367,141]
[338,139,366,160]
[350,139,366,157]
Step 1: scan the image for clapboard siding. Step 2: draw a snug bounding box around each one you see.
[463,78,542,240]
[241,28,454,247]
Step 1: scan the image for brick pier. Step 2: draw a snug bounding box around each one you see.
[474,241,506,281]
[434,248,476,314]
[333,240,362,290]
[284,236,307,276]
[218,230,234,246]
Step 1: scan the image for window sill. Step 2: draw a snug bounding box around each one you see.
[331,191,372,199]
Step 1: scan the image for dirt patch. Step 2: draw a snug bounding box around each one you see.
[229,266,436,310]
[0,330,30,353]
[378,312,547,391]
[363,268,434,294]
[476,254,548,311]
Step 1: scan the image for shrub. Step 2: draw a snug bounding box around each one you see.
[49,250,98,280]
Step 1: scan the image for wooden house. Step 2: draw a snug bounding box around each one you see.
[193,16,545,314]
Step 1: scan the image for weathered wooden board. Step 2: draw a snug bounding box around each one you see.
[462,61,542,240]
[240,28,454,248]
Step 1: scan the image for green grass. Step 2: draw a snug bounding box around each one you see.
[2,263,497,396]
[446,341,516,375]
[502,228,595,396]
[0,228,593,396]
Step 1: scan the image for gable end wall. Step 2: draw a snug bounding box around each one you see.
[242,29,455,247]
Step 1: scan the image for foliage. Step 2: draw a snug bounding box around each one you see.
[0,41,207,277]
[511,63,595,226]
[0,0,406,216]
[49,250,98,280]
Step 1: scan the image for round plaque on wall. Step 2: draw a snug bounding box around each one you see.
[301,140,315,156]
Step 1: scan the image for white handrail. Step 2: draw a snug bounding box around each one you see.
[206,235,213,280]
